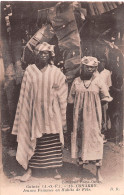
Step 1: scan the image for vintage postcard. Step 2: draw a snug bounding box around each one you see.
[0,1,124,195]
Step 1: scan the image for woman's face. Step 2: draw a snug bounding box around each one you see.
[80,64,97,80]
[36,50,50,68]
[83,64,97,75]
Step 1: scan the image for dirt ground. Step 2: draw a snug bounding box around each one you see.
[1,134,124,195]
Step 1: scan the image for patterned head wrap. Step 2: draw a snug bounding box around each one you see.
[81,56,99,66]
[34,42,55,56]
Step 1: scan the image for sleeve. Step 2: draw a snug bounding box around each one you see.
[98,77,113,102]
[107,71,112,88]
[68,80,76,104]
[11,67,36,170]
[12,67,32,135]
[56,70,68,129]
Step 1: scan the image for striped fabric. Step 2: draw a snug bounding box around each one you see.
[27,24,55,52]
[22,24,55,64]
[88,2,123,16]
[29,134,63,169]
[12,64,68,170]
[49,3,81,83]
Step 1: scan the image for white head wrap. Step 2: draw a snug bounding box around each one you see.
[81,56,99,66]
[34,42,55,56]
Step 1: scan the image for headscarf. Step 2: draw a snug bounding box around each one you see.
[34,42,55,56]
[81,56,99,67]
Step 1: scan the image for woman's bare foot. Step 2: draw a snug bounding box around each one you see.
[54,169,61,179]
[77,158,83,165]
[14,168,32,182]
[72,176,80,182]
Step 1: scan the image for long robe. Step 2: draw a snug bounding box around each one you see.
[68,72,111,161]
[12,64,68,170]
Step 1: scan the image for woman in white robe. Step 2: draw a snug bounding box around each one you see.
[68,56,113,182]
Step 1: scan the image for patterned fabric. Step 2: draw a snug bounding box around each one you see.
[22,24,55,65]
[81,56,99,66]
[34,42,55,55]
[49,3,81,83]
[68,72,112,162]
[29,134,63,169]
[12,64,68,170]
[87,2,123,16]
[27,25,55,52]
[77,158,102,167]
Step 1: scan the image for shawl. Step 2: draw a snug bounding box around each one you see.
[12,64,68,169]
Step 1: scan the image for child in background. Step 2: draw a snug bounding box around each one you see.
[98,58,112,142]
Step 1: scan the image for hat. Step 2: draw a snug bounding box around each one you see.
[81,56,99,66]
[34,42,55,55]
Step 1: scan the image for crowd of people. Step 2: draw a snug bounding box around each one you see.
[11,42,114,183]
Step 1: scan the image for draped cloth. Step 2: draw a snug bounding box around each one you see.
[88,2,123,16]
[48,3,81,83]
[12,64,68,170]
[22,24,55,65]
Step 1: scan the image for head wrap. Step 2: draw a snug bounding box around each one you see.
[34,42,55,56]
[81,56,99,67]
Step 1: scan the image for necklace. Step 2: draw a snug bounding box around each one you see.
[83,77,93,89]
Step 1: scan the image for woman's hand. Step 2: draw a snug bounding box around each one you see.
[101,96,113,102]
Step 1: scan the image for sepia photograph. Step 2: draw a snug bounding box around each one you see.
[0,1,124,195]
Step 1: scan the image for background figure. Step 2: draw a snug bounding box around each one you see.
[68,56,113,182]
[98,58,112,142]
[12,42,68,181]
